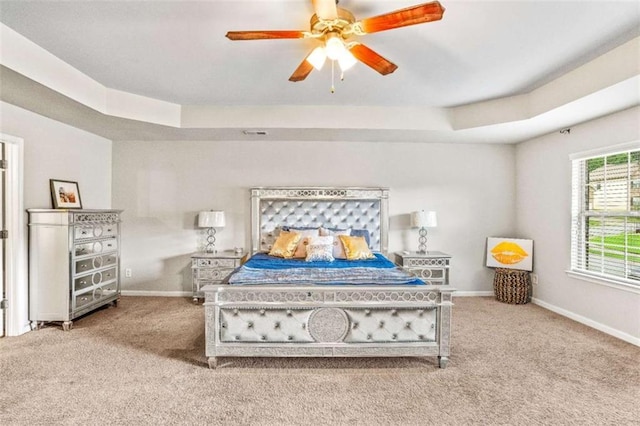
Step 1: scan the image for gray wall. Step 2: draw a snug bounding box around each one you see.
[0,102,112,210]
[112,140,516,295]
[515,106,640,342]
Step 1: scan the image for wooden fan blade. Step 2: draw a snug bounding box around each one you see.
[312,0,338,20]
[226,30,306,40]
[289,54,315,82]
[349,44,398,75]
[358,1,445,34]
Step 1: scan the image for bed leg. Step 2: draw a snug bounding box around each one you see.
[208,357,218,369]
[438,356,449,369]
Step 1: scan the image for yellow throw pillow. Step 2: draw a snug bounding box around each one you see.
[338,235,376,260]
[269,231,302,258]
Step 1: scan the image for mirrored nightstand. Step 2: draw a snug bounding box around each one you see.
[191,251,247,303]
[394,251,451,285]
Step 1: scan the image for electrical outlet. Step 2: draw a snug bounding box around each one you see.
[125,268,132,278]
[530,273,538,285]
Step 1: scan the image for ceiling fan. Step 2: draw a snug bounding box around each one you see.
[226,0,445,84]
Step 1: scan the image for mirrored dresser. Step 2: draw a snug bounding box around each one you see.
[28,209,123,330]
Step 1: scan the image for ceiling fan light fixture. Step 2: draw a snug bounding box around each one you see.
[325,34,346,60]
[307,46,327,70]
[337,49,357,71]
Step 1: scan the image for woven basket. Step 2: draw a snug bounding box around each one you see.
[493,268,530,304]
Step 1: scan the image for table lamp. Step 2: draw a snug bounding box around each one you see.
[410,210,437,254]
[198,210,226,253]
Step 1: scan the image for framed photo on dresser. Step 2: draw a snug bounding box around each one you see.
[50,179,82,209]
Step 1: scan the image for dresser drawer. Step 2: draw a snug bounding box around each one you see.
[74,284,118,310]
[197,268,234,281]
[94,282,118,301]
[75,239,118,257]
[196,258,237,268]
[74,223,118,241]
[75,292,94,309]
[74,275,93,292]
[75,254,117,275]
[74,267,117,292]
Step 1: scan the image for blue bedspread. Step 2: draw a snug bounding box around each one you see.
[244,252,396,269]
[228,253,424,286]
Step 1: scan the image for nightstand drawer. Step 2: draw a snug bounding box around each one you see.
[197,258,237,268]
[405,258,449,268]
[408,268,446,280]
[197,268,234,281]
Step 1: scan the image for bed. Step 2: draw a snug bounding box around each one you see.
[203,187,454,368]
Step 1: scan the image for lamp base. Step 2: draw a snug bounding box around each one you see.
[417,227,428,254]
[204,228,217,253]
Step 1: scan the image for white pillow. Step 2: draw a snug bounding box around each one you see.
[319,228,351,259]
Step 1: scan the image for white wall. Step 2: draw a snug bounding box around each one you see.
[112,140,516,295]
[515,106,640,343]
[0,101,112,334]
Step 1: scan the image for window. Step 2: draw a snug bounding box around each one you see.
[571,146,640,286]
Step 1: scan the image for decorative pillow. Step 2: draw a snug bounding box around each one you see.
[305,244,335,262]
[292,228,321,258]
[338,235,376,260]
[268,231,302,258]
[320,228,351,259]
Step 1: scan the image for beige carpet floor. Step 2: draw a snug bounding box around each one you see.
[1,296,638,425]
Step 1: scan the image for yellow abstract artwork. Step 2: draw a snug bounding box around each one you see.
[486,237,533,271]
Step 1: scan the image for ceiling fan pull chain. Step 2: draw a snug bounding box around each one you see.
[331,60,335,93]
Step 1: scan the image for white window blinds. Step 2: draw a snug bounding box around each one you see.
[571,146,640,286]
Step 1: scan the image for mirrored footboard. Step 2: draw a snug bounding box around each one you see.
[203,285,454,369]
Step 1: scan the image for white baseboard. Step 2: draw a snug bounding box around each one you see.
[18,323,31,336]
[453,291,494,297]
[121,290,192,298]
[532,297,640,347]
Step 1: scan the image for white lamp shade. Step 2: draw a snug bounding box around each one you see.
[410,210,437,228]
[337,49,357,71]
[198,210,225,228]
[325,34,346,60]
[307,46,327,70]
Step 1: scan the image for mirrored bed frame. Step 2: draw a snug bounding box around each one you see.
[203,187,454,368]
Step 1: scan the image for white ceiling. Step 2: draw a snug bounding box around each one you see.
[0,0,639,143]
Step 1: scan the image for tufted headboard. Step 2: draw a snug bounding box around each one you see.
[250,187,389,255]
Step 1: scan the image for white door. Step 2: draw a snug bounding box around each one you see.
[0,142,5,337]
[0,134,26,337]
